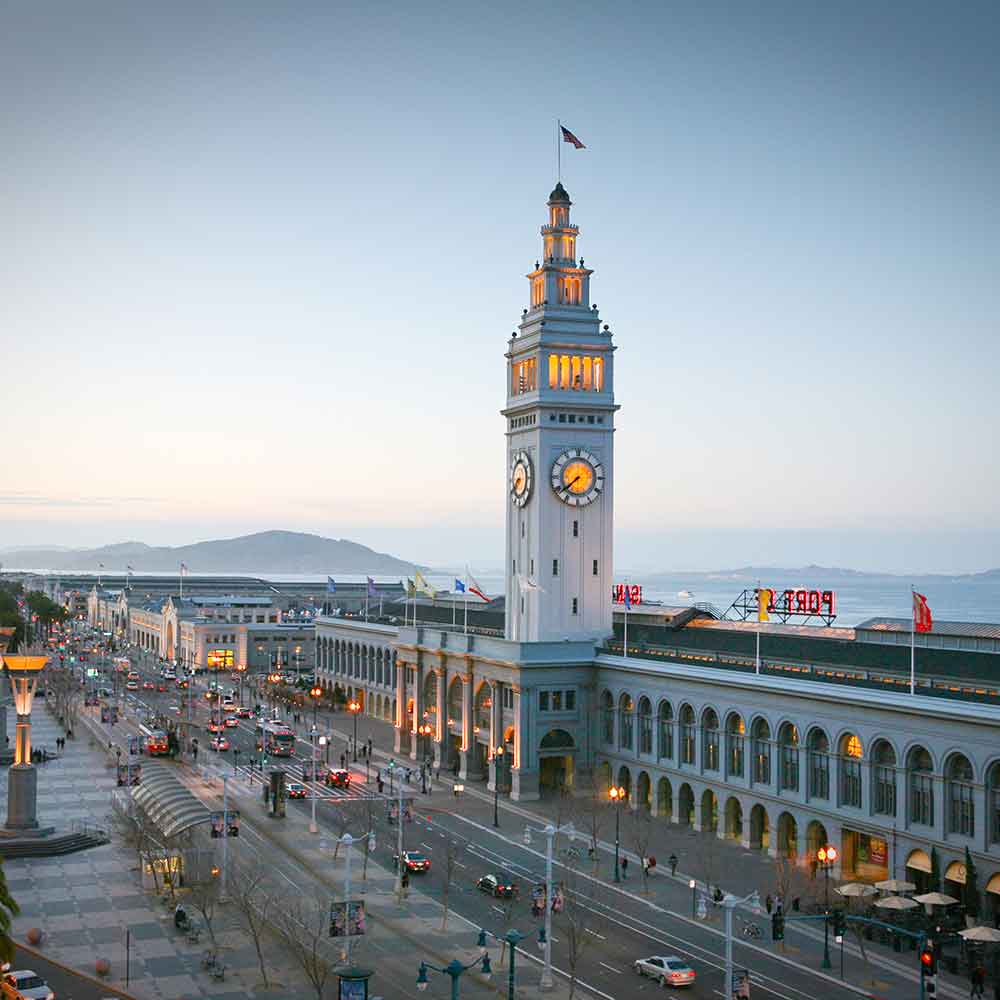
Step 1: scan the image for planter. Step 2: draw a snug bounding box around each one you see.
[26,928,43,946]
[95,958,111,977]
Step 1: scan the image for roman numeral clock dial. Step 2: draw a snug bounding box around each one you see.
[510,450,533,507]
[551,449,604,507]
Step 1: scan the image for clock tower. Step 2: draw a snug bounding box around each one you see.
[503,183,618,642]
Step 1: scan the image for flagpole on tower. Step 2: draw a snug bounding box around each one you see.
[910,586,915,696]
[557,118,561,183]
[463,573,468,635]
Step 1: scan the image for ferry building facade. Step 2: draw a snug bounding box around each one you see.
[314,184,1000,912]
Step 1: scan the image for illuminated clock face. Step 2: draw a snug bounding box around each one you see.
[510,451,533,507]
[551,449,604,506]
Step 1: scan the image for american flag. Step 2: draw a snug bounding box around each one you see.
[560,125,585,149]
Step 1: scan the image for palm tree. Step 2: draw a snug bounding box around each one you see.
[0,857,21,965]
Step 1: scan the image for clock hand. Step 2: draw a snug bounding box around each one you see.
[564,475,581,490]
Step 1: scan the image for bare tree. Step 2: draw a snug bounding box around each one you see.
[556,849,606,1000]
[439,837,459,931]
[328,800,362,860]
[106,804,174,898]
[187,870,222,949]
[627,808,654,895]
[275,893,338,1000]
[571,773,608,873]
[229,859,276,986]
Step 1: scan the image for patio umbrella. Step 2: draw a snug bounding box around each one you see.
[836,883,877,898]
[913,892,960,906]
[959,926,1000,943]
[875,895,920,910]
[875,879,916,893]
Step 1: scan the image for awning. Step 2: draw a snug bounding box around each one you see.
[131,763,212,839]
[986,873,1000,896]
[944,861,967,885]
[905,849,932,873]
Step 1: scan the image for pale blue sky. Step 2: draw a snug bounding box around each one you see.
[2,1,998,573]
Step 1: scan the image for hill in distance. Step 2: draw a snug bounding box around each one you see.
[0,530,422,575]
[645,564,1000,581]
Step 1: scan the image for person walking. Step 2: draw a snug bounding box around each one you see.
[621,856,629,880]
[765,894,774,915]
[970,963,985,998]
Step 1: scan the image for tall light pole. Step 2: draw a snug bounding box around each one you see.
[609,784,626,883]
[348,699,361,762]
[817,844,838,969]
[418,724,433,793]
[524,821,576,991]
[722,889,761,999]
[339,831,375,965]
[309,725,319,834]
[310,685,322,729]
[236,663,246,706]
[492,745,504,827]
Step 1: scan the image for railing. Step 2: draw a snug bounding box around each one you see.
[71,819,109,841]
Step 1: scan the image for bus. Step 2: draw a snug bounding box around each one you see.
[139,725,170,756]
[255,720,296,756]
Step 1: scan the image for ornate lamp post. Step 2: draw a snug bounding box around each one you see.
[348,700,361,761]
[817,844,838,969]
[3,653,49,832]
[310,685,323,729]
[609,784,626,883]
[492,745,504,828]
[235,663,247,706]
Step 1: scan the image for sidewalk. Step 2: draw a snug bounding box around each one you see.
[312,706,975,1000]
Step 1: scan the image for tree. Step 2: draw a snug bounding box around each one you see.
[963,846,980,920]
[439,836,460,931]
[627,808,654,895]
[187,868,222,949]
[229,859,276,987]
[275,893,338,1000]
[556,848,605,1000]
[0,857,21,965]
[571,772,608,873]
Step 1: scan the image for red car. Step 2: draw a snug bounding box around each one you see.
[157,683,168,692]
[394,851,430,873]
[207,721,224,734]
[326,768,351,789]
[224,717,238,728]
[143,680,155,690]
[236,707,253,719]
[210,736,230,752]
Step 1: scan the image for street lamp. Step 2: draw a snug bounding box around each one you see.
[310,686,323,729]
[235,663,246,706]
[524,822,576,991]
[492,745,504,827]
[817,844,838,969]
[416,954,491,999]
[348,700,361,761]
[609,785,626,883]
[721,889,762,997]
[417,724,433,793]
[477,927,542,1000]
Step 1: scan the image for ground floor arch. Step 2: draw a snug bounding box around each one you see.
[597,760,612,792]
[617,766,632,801]
[724,797,743,841]
[776,811,798,859]
[749,803,770,851]
[636,771,652,812]
[805,819,829,859]
[677,783,694,827]
[657,777,673,819]
[701,789,718,833]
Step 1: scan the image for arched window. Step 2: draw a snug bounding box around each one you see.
[619,693,635,751]
[908,746,934,827]
[752,719,771,784]
[947,753,975,836]
[727,713,745,778]
[839,733,863,808]
[872,740,897,816]
[601,690,614,745]
[989,762,1000,844]
[679,704,695,765]
[638,697,652,755]
[808,728,830,800]
[702,708,720,772]
[657,701,673,760]
[779,723,799,792]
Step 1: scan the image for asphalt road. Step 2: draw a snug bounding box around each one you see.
[91,647,887,1000]
[11,944,131,1000]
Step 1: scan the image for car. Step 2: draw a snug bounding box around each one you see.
[634,956,696,987]
[393,851,431,873]
[224,716,238,728]
[476,873,519,898]
[207,721,224,733]
[209,736,230,752]
[2,970,55,1000]
[142,680,155,689]
[236,707,253,718]
[157,683,168,692]
[286,781,308,799]
[125,681,138,691]
[326,768,351,789]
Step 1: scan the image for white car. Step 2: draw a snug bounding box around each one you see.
[2,970,55,1000]
[634,955,696,987]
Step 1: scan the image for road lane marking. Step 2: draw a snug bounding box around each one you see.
[598,962,621,974]
[585,928,606,939]
[421,842,434,850]
[492,905,505,914]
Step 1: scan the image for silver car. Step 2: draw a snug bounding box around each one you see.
[634,955,696,987]
[2,970,55,1000]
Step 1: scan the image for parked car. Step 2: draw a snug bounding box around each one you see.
[2,970,55,1000]
[634,956,696,987]
[393,851,431,873]
[476,873,519,898]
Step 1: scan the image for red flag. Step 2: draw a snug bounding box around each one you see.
[913,592,933,633]
[560,125,585,149]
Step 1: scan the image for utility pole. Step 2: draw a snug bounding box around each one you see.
[523,821,576,991]
[723,889,760,1000]
[220,774,229,902]
[310,726,318,834]
[395,774,406,902]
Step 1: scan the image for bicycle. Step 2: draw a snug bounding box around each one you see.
[738,919,762,939]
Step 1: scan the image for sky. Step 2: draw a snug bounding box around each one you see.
[2,1,998,574]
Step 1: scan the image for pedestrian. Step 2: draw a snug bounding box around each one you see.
[668,853,678,876]
[641,857,649,877]
[377,776,384,794]
[340,754,346,769]
[971,964,985,998]
[765,894,773,915]
[776,893,784,914]
[621,856,628,879]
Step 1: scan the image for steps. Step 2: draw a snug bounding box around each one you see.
[0,830,109,859]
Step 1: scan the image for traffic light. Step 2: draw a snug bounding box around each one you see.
[771,912,785,941]
[920,944,936,976]
[832,910,846,937]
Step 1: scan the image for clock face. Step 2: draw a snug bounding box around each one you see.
[551,449,604,506]
[510,451,533,507]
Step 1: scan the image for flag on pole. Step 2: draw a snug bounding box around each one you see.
[367,577,377,599]
[758,588,773,623]
[517,575,544,593]
[99,562,105,569]
[414,571,435,599]
[467,570,490,603]
[560,125,585,149]
[126,564,134,573]
[180,563,188,575]
[913,592,933,633]
[454,579,466,593]
[406,578,416,598]
[623,585,632,610]
[327,577,337,593]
